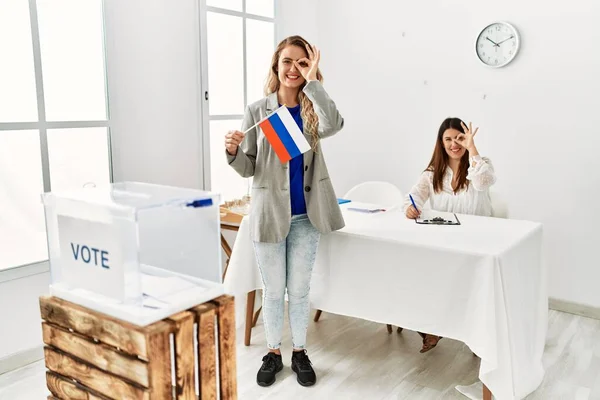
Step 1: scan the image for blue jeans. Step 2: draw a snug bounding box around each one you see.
[253,214,320,350]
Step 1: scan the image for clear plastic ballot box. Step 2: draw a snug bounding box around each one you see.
[41,182,224,326]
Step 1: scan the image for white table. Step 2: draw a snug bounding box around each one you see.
[224,204,547,400]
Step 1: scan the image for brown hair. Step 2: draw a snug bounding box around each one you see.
[264,35,322,149]
[426,117,470,193]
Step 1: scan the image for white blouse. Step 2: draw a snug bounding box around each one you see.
[403,156,497,217]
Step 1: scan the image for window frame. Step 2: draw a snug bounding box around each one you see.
[0,0,112,279]
[199,0,277,192]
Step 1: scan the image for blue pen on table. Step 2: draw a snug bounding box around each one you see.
[409,194,419,216]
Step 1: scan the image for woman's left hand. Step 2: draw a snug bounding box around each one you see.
[455,121,479,152]
[294,44,321,82]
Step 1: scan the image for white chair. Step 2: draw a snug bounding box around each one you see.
[490,190,509,219]
[343,181,404,209]
[313,181,403,334]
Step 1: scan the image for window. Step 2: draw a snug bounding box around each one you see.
[36,0,107,121]
[0,0,38,122]
[202,0,275,202]
[0,130,46,270]
[0,0,110,271]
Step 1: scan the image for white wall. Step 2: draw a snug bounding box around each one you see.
[275,0,319,44]
[279,0,600,308]
[103,0,205,189]
[0,271,49,372]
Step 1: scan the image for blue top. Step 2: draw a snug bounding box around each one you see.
[283,104,307,216]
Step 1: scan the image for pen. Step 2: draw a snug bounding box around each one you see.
[409,194,419,214]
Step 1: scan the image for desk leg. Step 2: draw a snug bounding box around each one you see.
[252,307,262,327]
[221,233,232,258]
[245,290,256,346]
[221,234,233,280]
[483,384,492,400]
[314,310,322,322]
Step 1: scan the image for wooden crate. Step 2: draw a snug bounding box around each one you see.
[40,295,237,400]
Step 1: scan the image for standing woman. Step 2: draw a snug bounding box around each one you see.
[225,35,344,387]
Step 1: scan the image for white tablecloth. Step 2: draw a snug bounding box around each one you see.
[223,204,547,399]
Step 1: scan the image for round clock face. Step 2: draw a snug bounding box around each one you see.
[476,22,520,67]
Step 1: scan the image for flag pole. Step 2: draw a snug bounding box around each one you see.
[242,105,285,134]
[243,120,260,134]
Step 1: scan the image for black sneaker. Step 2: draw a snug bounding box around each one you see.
[291,350,316,386]
[257,352,283,387]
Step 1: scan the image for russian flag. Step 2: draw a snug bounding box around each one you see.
[259,106,311,163]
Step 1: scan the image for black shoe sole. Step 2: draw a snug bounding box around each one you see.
[291,363,316,387]
[257,363,283,387]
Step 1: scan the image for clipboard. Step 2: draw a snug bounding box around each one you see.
[415,210,461,225]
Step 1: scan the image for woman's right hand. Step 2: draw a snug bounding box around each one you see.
[405,205,421,219]
[225,130,245,156]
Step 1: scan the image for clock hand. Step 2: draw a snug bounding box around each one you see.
[486,37,500,47]
[496,35,515,45]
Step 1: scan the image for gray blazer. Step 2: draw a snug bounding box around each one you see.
[226,80,345,243]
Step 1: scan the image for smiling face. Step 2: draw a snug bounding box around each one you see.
[442,128,466,160]
[277,45,308,90]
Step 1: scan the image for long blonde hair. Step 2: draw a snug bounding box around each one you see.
[264,35,322,149]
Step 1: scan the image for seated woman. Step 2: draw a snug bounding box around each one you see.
[403,117,496,353]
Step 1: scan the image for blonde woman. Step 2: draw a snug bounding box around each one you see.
[225,35,344,387]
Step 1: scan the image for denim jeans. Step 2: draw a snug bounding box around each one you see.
[253,214,320,349]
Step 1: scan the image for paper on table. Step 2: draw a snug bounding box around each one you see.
[141,274,198,299]
[142,295,169,309]
[347,206,386,213]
